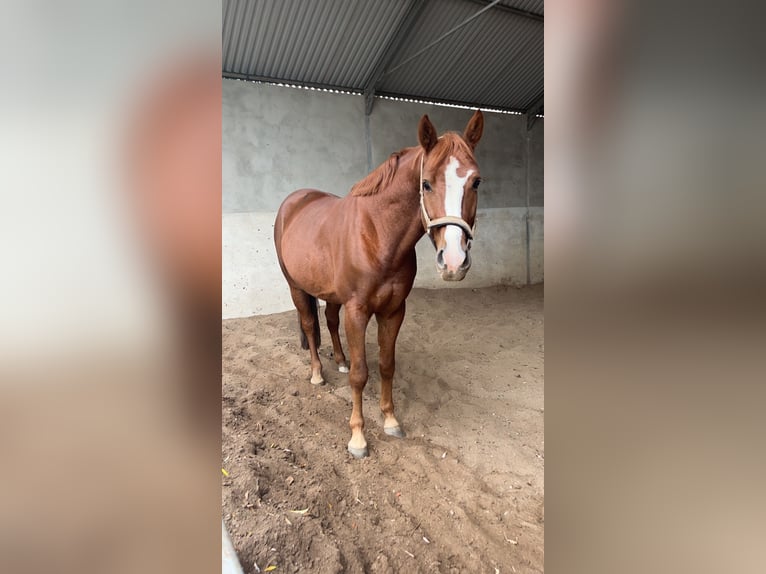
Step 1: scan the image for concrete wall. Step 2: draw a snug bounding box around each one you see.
[223,81,368,212]
[223,79,543,318]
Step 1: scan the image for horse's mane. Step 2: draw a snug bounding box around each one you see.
[349,133,474,197]
[350,150,406,197]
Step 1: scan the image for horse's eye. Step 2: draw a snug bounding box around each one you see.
[472,178,481,190]
[422,180,432,192]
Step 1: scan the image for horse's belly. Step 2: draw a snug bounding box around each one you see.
[279,235,338,299]
[281,251,326,286]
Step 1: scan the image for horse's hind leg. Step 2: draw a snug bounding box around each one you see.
[325,303,348,373]
[376,302,406,438]
[290,287,324,385]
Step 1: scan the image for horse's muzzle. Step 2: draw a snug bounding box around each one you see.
[436,248,471,281]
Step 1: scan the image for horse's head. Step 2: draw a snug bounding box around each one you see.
[417,110,484,281]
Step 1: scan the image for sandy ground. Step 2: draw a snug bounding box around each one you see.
[222,285,544,573]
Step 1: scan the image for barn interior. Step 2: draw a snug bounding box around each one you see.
[222,0,543,317]
[221,2,544,572]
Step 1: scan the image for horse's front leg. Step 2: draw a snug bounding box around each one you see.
[344,304,371,458]
[376,302,406,438]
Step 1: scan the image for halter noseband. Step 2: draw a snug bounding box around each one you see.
[419,153,476,241]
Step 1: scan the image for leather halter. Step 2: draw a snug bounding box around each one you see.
[419,153,476,241]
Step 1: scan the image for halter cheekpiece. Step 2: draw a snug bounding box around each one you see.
[418,153,476,241]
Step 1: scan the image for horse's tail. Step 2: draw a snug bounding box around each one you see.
[299,296,321,350]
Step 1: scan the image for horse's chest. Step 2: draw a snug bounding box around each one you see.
[367,276,414,313]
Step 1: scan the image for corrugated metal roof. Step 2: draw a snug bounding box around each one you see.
[222,0,543,114]
[223,0,413,87]
[500,0,544,16]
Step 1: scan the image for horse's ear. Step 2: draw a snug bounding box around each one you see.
[463,110,484,150]
[418,115,438,153]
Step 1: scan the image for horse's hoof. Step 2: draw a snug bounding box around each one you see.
[338,364,349,373]
[384,426,405,438]
[348,445,369,459]
[310,375,324,385]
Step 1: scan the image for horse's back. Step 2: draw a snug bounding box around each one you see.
[275,188,341,241]
[278,188,339,218]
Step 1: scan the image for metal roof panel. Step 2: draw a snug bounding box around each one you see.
[222,0,543,112]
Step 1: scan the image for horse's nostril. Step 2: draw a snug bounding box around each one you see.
[460,251,472,271]
[436,249,445,269]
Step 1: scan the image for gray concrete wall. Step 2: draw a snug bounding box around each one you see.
[223,80,543,318]
[223,80,368,212]
[527,119,544,207]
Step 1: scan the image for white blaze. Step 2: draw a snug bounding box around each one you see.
[442,156,473,270]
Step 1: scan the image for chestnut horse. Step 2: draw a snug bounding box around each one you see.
[274,111,484,457]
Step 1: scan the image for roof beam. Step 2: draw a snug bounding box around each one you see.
[383,0,503,79]
[470,0,543,23]
[525,93,544,131]
[221,74,530,116]
[376,90,526,115]
[222,72,360,94]
[362,0,428,115]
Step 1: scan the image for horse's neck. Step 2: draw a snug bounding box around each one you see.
[368,151,424,253]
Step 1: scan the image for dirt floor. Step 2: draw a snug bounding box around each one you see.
[222,284,544,573]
